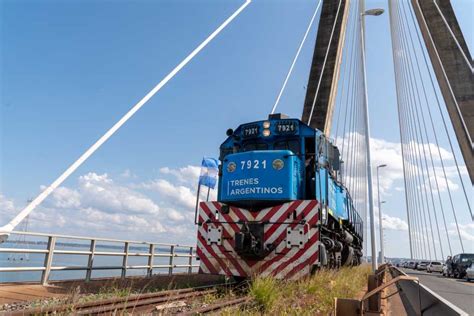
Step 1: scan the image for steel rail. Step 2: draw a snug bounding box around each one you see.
[12,285,226,315]
[180,296,251,315]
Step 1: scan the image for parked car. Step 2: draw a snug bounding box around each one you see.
[427,261,443,273]
[465,262,473,282]
[445,253,474,278]
[417,261,429,271]
[408,261,417,269]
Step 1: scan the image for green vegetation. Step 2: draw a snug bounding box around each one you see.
[245,265,371,315]
[249,277,279,312]
[16,268,369,315]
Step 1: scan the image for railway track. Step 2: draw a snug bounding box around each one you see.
[9,282,250,315]
[178,296,251,315]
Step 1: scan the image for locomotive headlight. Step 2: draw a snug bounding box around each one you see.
[272,159,284,170]
[263,121,271,129]
[227,162,236,173]
[262,129,271,137]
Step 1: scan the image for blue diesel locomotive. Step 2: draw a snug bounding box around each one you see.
[196,114,363,279]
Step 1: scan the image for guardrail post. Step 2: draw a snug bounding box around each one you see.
[85,239,96,282]
[367,274,381,312]
[41,236,56,285]
[147,244,155,277]
[121,242,129,279]
[188,247,193,274]
[169,245,175,275]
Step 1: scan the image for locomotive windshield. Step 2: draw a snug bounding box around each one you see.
[274,139,300,155]
[242,142,268,152]
[221,139,302,157]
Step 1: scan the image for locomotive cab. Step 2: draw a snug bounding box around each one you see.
[218,114,317,209]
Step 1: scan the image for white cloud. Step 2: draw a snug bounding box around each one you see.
[0,194,15,213]
[0,194,16,224]
[449,223,474,241]
[159,165,201,185]
[165,208,187,222]
[141,179,195,210]
[47,186,81,209]
[75,172,160,215]
[5,167,217,243]
[7,172,176,240]
[120,169,137,179]
[338,134,467,197]
[382,214,408,231]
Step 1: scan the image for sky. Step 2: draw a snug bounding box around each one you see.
[0,0,472,259]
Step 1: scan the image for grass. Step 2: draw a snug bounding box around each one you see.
[20,268,369,315]
[249,277,279,312]
[245,265,371,315]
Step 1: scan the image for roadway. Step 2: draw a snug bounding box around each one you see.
[401,268,474,315]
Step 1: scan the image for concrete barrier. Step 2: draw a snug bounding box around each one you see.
[390,266,468,316]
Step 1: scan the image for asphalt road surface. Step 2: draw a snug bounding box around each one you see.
[401,268,474,315]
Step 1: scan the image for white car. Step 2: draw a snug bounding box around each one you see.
[417,261,429,270]
[466,263,474,282]
[427,261,443,273]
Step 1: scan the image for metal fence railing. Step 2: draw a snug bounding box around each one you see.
[0,231,199,285]
[389,266,468,316]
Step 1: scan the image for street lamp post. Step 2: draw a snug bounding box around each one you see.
[379,200,386,263]
[360,5,384,271]
[377,164,387,264]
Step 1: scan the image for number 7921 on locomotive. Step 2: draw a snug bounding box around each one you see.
[195,114,363,280]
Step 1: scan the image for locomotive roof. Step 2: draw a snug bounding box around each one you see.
[221,114,324,147]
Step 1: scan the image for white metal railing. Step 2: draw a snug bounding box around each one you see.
[0,231,199,285]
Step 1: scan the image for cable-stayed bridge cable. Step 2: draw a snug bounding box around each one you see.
[399,1,452,256]
[271,0,322,115]
[397,4,440,260]
[413,0,473,215]
[0,0,252,235]
[307,0,343,125]
[390,0,469,257]
[432,0,473,73]
[406,0,466,250]
[409,2,472,223]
